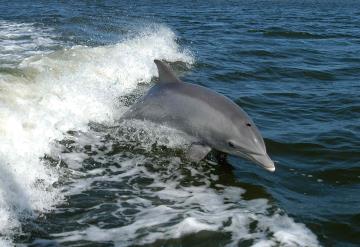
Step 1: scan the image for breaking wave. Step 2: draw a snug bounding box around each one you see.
[0,21,193,244]
[0,20,319,246]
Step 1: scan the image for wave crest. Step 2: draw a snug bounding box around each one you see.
[0,23,193,244]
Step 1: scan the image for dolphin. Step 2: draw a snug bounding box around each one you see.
[121,60,275,172]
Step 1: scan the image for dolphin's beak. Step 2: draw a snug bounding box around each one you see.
[250,153,276,172]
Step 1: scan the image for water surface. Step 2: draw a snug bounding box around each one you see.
[0,1,359,246]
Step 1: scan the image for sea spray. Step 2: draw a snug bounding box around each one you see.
[0,23,193,244]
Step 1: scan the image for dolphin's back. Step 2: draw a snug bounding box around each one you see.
[122,82,248,142]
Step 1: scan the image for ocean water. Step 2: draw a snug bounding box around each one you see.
[0,1,359,246]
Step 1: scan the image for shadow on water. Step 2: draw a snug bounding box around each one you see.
[207,150,271,201]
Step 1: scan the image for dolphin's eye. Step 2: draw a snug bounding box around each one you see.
[228,141,235,148]
[246,123,252,127]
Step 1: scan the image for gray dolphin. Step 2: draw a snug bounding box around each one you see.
[121,60,275,172]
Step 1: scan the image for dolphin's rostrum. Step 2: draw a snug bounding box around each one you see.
[122,60,275,172]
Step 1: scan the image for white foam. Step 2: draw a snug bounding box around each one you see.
[0,238,12,247]
[0,20,58,66]
[0,21,320,247]
[0,22,193,243]
[50,130,320,247]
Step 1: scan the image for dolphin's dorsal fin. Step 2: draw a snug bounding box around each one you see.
[154,59,182,84]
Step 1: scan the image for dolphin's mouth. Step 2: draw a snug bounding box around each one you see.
[235,151,276,172]
[250,153,276,172]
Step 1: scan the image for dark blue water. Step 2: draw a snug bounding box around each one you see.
[0,1,359,246]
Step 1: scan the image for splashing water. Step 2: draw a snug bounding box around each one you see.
[0,17,321,246]
[0,22,193,244]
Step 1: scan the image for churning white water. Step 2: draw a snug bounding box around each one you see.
[0,21,193,244]
[0,20,319,246]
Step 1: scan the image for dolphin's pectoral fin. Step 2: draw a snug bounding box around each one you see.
[186,143,212,162]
